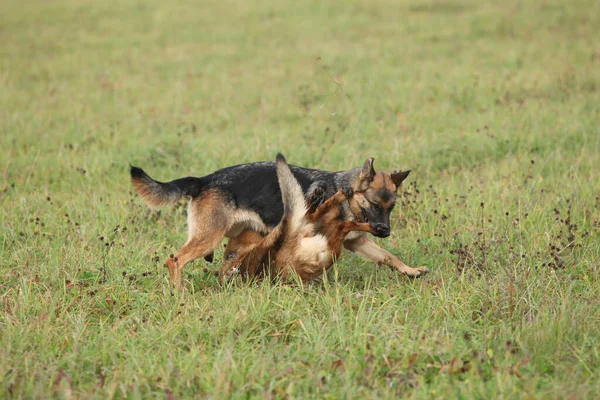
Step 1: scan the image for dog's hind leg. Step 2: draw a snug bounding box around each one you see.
[220,218,289,283]
[166,190,233,289]
[219,234,274,284]
[167,234,225,288]
[218,230,265,284]
[224,230,264,260]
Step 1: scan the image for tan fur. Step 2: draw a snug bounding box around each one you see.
[220,158,428,282]
[224,230,264,259]
[348,171,398,221]
[131,178,169,208]
[135,156,427,289]
[220,187,379,284]
[343,164,428,277]
[343,235,428,277]
[228,210,269,237]
[276,154,308,231]
[165,190,232,288]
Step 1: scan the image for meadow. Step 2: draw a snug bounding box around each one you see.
[1,0,599,398]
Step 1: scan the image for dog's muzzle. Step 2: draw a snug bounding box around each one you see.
[375,227,391,238]
[370,224,390,238]
[361,208,391,238]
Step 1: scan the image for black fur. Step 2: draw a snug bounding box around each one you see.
[131,162,348,228]
[202,163,339,227]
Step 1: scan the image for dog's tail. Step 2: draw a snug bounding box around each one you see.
[276,153,307,230]
[130,165,203,208]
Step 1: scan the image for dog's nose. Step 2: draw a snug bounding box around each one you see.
[377,225,391,238]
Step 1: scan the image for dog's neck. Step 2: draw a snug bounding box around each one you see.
[333,168,363,222]
[334,167,361,190]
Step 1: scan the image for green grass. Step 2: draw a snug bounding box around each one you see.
[1,0,600,398]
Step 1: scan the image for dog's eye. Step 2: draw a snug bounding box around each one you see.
[366,198,383,212]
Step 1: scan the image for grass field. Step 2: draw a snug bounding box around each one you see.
[2,0,600,398]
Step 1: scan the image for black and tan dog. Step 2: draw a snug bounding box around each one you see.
[130,155,428,288]
[219,153,389,283]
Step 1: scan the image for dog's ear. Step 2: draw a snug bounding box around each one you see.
[391,170,411,189]
[356,157,376,191]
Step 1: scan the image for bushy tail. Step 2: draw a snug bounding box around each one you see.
[130,165,203,208]
[275,153,307,230]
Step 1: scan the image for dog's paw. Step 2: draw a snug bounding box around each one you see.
[308,182,327,209]
[219,263,241,285]
[342,186,354,198]
[404,266,430,278]
[165,255,177,269]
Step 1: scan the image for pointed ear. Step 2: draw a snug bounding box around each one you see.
[355,157,375,191]
[391,170,411,189]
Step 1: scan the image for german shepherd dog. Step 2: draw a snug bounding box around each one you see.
[130,155,428,288]
[219,153,390,283]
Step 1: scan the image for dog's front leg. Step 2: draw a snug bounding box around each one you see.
[343,235,428,277]
[307,190,347,223]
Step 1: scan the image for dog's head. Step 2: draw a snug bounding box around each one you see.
[348,157,411,238]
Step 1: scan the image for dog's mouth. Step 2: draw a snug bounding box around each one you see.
[371,223,391,238]
[360,209,391,238]
[375,229,391,238]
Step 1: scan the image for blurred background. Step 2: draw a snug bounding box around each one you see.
[3,0,598,180]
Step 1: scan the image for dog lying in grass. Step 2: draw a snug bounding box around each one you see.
[219,153,389,283]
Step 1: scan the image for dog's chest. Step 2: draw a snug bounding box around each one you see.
[294,233,330,266]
